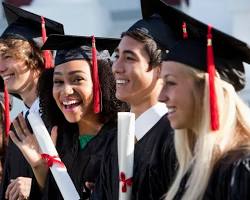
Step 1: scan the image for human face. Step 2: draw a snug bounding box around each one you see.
[0,56,32,93]
[112,36,159,105]
[53,60,94,123]
[158,61,197,129]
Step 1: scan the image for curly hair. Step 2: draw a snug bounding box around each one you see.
[37,59,129,155]
[121,30,162,69]
[0,38,45,73]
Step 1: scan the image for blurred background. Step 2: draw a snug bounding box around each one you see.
[0,0,250,118]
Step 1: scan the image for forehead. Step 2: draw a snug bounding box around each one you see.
[118,36,145,52]
[160,61,191,78]
[54,60,91,74]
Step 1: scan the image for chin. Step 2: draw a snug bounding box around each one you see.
[115,93,127,102]
[64,115,80,124]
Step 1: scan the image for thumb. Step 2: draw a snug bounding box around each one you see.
[50,126,58,146]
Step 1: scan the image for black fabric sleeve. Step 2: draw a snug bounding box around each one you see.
[204,155,250,200]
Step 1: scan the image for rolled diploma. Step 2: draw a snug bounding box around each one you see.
[27,112,80,200]
[118,112,135,200]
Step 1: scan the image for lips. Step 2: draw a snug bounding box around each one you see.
[61,99,82,110]
[116,79,129,84]
[167,106,176,115]
[2,73,14,81]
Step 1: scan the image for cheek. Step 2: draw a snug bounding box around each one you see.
[52,88,60,106]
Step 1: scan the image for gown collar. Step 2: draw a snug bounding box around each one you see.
[135,102,168,141]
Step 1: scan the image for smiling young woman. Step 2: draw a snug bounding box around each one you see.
[157,3,250,200]
[9,34,129,200]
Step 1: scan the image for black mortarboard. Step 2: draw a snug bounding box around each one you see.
[154,0,250,91]
[1,2,64,41]
[42,34,120,114]
[126,13,177,51]
[41,34,120,66]
[154,0,250,131]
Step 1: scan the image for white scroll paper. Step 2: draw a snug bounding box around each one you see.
[27,112,80,200]
[117,112,135,200]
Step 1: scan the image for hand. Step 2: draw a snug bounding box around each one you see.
[5,177,32,200]
[85,181,95,191]
[9,114,42,168]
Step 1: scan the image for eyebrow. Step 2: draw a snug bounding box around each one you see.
[114,48,137,57]
[162,74,177,79]
[53,70,87,76]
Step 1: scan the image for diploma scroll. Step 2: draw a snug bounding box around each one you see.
[117,112,135,200]
[27,112,80,200]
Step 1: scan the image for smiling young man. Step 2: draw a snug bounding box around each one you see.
[0,3,64,200]
[91,14,178,200]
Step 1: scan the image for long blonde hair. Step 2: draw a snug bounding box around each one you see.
[165,66,250,200]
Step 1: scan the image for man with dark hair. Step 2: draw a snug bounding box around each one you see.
[91,14,177,200]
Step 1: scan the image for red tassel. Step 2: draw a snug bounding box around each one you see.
[4,86,10,136]
[41,16,53,69]
[91,36,100,113]
[207,25,219,131]
[182,22,188,39]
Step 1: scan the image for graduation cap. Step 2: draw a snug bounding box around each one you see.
[42,34,120,114]
[126,13,177,51]
[1,2,64,41]
[154,1,250,131]
[1,2,65,68]
[0,3,64,135]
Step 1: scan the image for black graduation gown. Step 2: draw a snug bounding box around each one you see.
[204,149,250,200]
[172,148,250,200]
[91,114,177,200]
[40,121,116,200]
[0,125,34,200]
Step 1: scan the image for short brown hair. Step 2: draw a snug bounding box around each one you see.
[0,38,44,73]
[121,30,162,68]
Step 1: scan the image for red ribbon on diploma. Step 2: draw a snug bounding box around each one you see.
[41,153,65,168]
[120,172,133,193]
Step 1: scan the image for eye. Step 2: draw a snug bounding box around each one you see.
[72,77,84,83]
[165,81,176,86]
[125,55,136,61]
[111,53,119,62]
[53,79,64,86]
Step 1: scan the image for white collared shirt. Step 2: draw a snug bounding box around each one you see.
[135,102,168,141]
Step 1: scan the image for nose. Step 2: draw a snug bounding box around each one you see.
[0,64,7,73]
[63,84,74,96]
[158,88,169,103]
[112,58,125,74]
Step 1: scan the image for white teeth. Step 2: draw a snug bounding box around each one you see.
[168,107,176,114]
[62,100,79,106]
[2,74,13,80]
[116,80,128,84]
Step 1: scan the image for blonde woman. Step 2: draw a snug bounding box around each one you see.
[156,3,250,199]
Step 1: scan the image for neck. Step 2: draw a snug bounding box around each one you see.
[130,82,161,118]
[19,77,38,107]
[130,98,159,118]
[77,114,103,136]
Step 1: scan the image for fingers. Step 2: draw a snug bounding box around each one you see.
[18,114,31,137]
[5,179,15,199]
[12,118,25,142]
[5,179,19,200]
[9,131,21,148]
[85,181,95,190]
[9,186,19,200]
[51,126,58,146]
[5,178,31,200]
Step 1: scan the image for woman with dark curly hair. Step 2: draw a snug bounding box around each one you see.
[9,34,129,200]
